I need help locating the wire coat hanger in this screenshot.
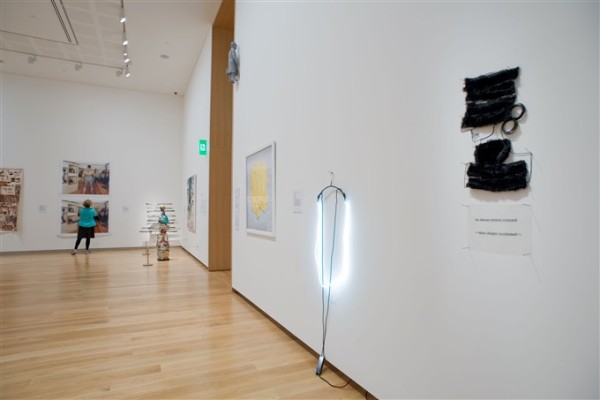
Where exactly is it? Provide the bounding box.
[317,171,346,201]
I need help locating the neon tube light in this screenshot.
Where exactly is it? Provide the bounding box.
[314,198,351,288]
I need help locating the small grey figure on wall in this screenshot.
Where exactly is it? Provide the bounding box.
[226,41,239,84]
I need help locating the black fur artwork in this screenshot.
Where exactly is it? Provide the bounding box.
[473,138,512,165]
[461,67,530,192]
[462,67,520,129]
[466,139,528,192]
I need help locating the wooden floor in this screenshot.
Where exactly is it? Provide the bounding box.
[0,248,363,399]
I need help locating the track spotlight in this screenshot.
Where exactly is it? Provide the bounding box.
[125,67,131,78]
[122,33,128,46]
[74,62,82,71]
[119,8,126,23]
[28,55,37,64]
[124,56,130,64]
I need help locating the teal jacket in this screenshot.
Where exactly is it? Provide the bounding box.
[79,206,97,228]
[159,213,169,225]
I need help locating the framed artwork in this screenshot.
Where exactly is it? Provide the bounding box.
[187,175,197,232]
[62,160,110,195]
[0,168,23,232]
[246,141,275,237]
[60,199,110,236]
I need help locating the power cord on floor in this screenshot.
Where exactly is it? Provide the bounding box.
[318,373,351,389]
[319,371,375,399]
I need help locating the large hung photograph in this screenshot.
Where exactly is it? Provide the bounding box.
[60,199,110,235]
[62,161,110,195]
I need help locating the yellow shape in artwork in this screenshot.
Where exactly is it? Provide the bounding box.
[250,161,269,219]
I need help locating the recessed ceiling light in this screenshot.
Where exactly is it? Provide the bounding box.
[160,54,169,59]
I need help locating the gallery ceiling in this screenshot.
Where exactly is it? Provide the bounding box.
[0,0,221,96]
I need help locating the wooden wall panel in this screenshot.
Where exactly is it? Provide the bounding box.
[208,1,234,271]
[214,0,235,29]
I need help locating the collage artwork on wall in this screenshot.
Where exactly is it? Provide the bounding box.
[60,160,111,236]
[0,168,24,232]
[187,175,196,233]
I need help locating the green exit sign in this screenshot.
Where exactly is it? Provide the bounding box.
[199,139,208,156]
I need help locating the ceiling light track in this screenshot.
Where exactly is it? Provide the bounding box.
[51,0,71,43]
[0,30,78,46]
[2,49,126,77]
[52,0,79,45]
[120,0,131,77]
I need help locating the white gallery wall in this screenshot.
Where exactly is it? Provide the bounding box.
[180,32,212,266]
[232,2,599,399]
[1,73,183,251]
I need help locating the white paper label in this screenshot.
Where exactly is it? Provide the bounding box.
[468,204,532,255]
[234,188,240,230]
[293,189,303,214]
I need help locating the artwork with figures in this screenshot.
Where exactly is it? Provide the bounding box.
[187,175,196,232]
[62,160,110,195]
[0,168,23,232]
[157,206,170,260]
[246,142,276,236]
[60,199,109,235]
[139,203,178,261]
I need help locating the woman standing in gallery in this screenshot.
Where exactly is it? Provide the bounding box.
[71,199,97,255]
